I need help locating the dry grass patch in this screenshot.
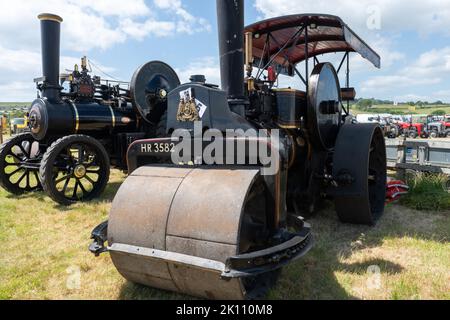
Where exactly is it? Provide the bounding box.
[0,170,449,300]
[268,203,449,300]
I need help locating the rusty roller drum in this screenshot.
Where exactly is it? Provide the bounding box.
[107,166,273,299]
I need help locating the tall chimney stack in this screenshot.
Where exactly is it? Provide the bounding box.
[216,0,245,107]
[37,13,63,102]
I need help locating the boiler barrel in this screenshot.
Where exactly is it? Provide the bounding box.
[28,99,134,140]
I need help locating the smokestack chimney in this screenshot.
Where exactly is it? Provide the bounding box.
[38,13,63,102]
[216,0,245,103]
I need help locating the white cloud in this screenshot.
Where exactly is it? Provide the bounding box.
[254,0,450,102]
[433,90,450,98]
[154,0,180,10]
[254,0,450,37]
[154,0,211,34]
[362,46,450,91]
[72,0,151,17]
[0,0,212,101]
[348,35,405,75]
[175,57,221,86]
[254,0,409,72]
[0,0,211,52]
[432,91,450,103]
[362,75,440,91]
[394,93,450,103]
[0,47,41,75]
[0,82,37,102]
[0,45,117,101]
[120,19,176,40]
[395,94,427,102]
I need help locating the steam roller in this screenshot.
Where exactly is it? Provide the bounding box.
[89,0,386,299]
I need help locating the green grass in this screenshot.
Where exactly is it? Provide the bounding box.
[268,203,449,300]
[351,104,450,115]
[0,102,30,108]
[400,173,450,211]
[0,170,449,300]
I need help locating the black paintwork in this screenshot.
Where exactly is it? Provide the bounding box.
[130,61,180,124]
[166,82,254,134]
[39,18,62,102]
[29,99,135,140]
[216,0,245,100]
[275,90,307,127]
[307,63,342,151]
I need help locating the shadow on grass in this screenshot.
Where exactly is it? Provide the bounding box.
[4,181,124,212]
[119,282,191,300]
[269,202,449,299]
[4,180,445,300]
[114,204,412,300]
[337,259,403,276]
[115,201,449,300]
[97,182,124,202]
[6,190,47,202]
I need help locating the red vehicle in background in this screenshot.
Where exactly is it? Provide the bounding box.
[443,116,450,131]
[397,121,425,138]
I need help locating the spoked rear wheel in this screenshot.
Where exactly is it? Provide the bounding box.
[39,135,110,205]
[0,133,43,194]
[333,124,387,225]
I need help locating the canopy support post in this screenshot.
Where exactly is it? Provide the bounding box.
[346,52,350,111]
[304,24,309,93]
[294,67,307,86]
[314,56,319,66]
[336,52,348,74]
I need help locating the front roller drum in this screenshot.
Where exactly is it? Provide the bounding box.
[106,166,311,299]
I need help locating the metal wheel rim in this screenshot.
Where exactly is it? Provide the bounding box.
[307,63,342,151]
[50,142,108,201]
[368,128,387,219]
[1,135,42,192]
[238,177,279,299]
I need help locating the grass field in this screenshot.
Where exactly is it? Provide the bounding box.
[400,173,450,211]
[350,104,450,115]
[0,169,448,300]
[0,102,29,108]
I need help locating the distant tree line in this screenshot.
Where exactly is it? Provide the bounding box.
[353,98,449,112]
[431,110,446,116]
[0,104,29,119]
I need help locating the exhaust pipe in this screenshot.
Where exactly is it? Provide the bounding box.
[216,0,246,114]
[37,13,63,102]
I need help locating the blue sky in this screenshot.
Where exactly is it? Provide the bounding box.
[0,0,449,102]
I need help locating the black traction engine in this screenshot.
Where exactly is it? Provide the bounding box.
[0,13,178,205]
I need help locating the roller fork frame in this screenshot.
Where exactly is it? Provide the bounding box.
[89,220,313,278]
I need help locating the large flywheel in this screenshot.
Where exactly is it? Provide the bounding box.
[130,61,180,125]
[307,63,342,151]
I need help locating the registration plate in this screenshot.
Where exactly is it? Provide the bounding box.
[139,142,176,154]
